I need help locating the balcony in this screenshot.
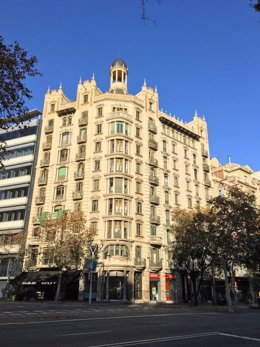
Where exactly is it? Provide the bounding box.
[150,195,160,205]
[148,139,158,150]
[204,179,211,187]
[149,157,158,167]
[78,116,88,126]
[150,235,162,246]
[148,122,157,134]
[149,175,159,185]
[77,134,87,144]
[74,171,84,180]
[134,258,146,270]
[40,159,50,167]
[35,196,45,204]
[38,176,47,185]
[150,259,163,271]
[73,191,83,200]
[203,163,210,172]
[150,215,160,225]
[76,152,86,161]
[201,148,209,158]
[32,216,40,225]
[44,124,54,134]
[42,141,52,150]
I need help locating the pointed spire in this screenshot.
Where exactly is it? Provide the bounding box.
[143,78,147,86]
[47,86,50,94]
[194,110,198,117]
[202,114,206,120]
[92,73,95,80]
[155,85,157,93]
[59,82,62,90]
[79,76,82,84]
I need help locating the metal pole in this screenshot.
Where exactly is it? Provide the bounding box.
[89,263,93,304]
[89,248,94,305]
[212,263,217,308]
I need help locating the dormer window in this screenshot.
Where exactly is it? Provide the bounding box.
[83,94,88,104]
[50,103,55,113]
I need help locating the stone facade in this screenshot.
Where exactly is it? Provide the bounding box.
[25,59,211,302]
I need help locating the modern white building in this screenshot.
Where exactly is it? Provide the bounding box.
[0,110,41,296]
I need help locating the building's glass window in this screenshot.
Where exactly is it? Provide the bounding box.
[50,103,55,112]
[136,162,141,174]
[136,144,141,156]
[94,160,100,171]
[194,168,198,180]
[150,225,156,236]
[95,142,102,152]
[164,174,168,187]
[74,202,82,212]
[93,179,100,191]
[60,132,70,145]
[104,244,129,258]
[96,124,102,134]
[97,107,103,117]
[55,185,65,200]
[83,94,88,104]
[57,167,67,181]
[136,223,142,236]
[59,149,68,162]
[136,201,142,214]
[163,140,167,152]
[174,193,179,205]
[136,181,142,194]
[92,200,99,212]
[163,157,167,169]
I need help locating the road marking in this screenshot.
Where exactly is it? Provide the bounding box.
[219,332,260,342]
[87,332,219,346]
[59,330,111,337]
[0,312,218,326]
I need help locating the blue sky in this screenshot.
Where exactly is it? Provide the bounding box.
[1,0,259,170]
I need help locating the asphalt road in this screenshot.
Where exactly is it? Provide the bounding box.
[0,302,259,346]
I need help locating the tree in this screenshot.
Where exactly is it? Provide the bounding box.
[171,187,260,311]
[0,36,40,123]
[209,187,260,312]
[250,0,260,12]
[37,211,97,303]
[171,208,213,305]
[0,232,28,298]
[0,36,40,165]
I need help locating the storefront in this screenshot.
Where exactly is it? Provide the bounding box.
[165,274,176,302]
[149,273,160,301]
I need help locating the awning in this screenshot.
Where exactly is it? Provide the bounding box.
[11,270,81,287]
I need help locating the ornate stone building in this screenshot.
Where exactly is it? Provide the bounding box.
[25,59,211,302]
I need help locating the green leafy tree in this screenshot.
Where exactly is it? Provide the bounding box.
[37,211,97,303]
[208,187,260,312]
[0,36,40,165]
[171,208,212,305]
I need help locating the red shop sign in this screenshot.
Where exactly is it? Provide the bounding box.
[166,274,175,280]
[149,273,160,279]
